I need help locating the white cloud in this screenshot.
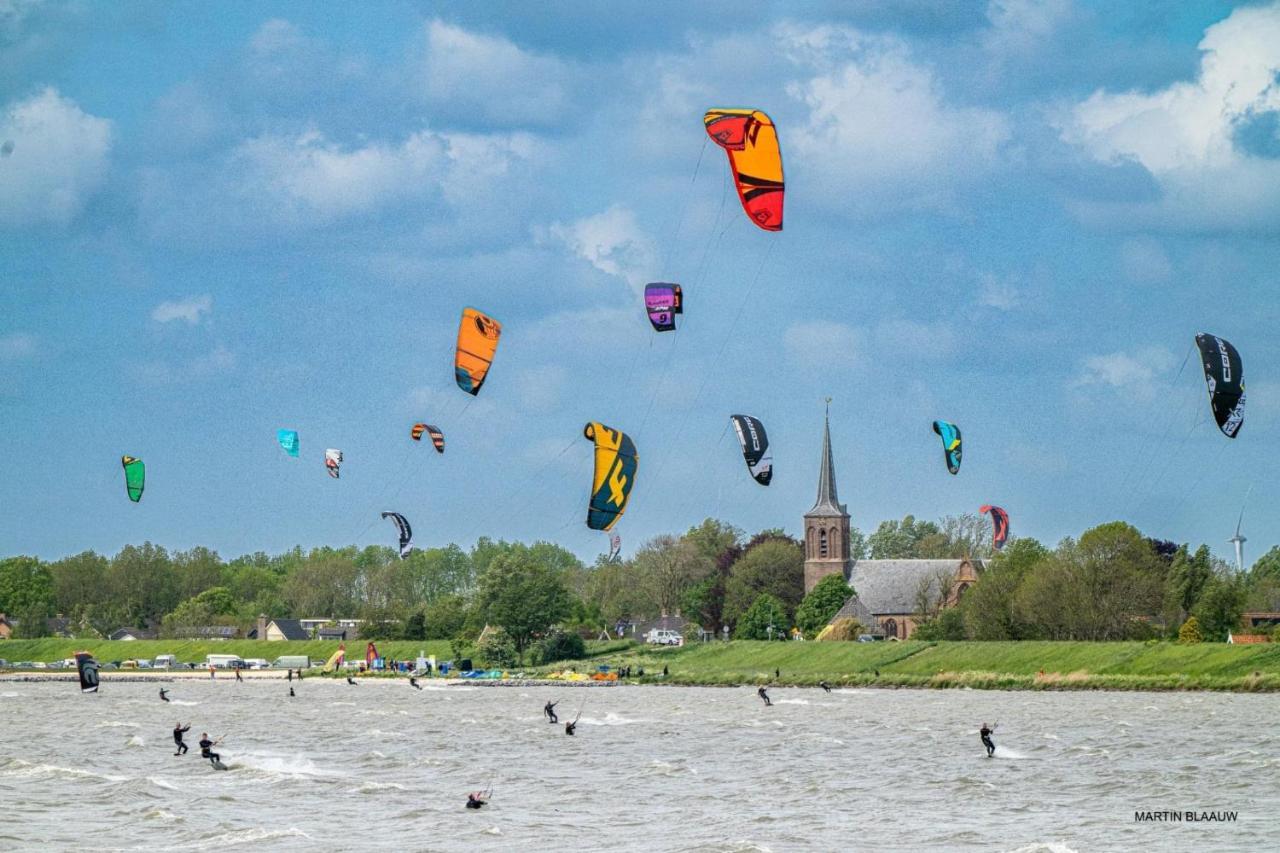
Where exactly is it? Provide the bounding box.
[782,24,1011,213]
[0,87,111,226]
[1058,3,1280,230]
[548,206,657,292]
[977,272,1020,310]
[0,331,36,360]
[151,294,213,325]
[1071,346,1174,399]
[421,21,573,127]
[784,320,861,370]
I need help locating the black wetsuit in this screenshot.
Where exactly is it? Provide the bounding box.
[159,688,170,702]
[289,687,295,697]
[980,726,996,757]
[199,738,220,764]
[545,702,558,723]
[565,721,576,736]
[410,677,422,690]
[347,677,357,685]
[173,725,189,755]
[758,687,771,707]
[466,794,487,809]
[287,669,293,682]
[819,681,832,693]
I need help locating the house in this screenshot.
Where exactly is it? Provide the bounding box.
[45,616,74,638]
[258,617,309,641]
[0,613,13,640]
[804,407,981,641]
[109,627,157,641]
[316,626,348,641]
[1241,611,1280,632]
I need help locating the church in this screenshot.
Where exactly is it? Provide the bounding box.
[803,406,979,640]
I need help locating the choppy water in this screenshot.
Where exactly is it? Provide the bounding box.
[1,681,1277,851]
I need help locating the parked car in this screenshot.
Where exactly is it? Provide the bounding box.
[31,661,48,669]
[120,660,139,670]
[646,629,683,646]
[242,658,269,670]
[0,659,8,668]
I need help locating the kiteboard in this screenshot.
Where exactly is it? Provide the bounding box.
[210,759,229,771]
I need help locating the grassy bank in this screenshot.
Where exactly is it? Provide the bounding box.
[546,640,1280,692]
[5,638,1280,691]
[0,638,452,665]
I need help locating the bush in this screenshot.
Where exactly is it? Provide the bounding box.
[1272,625,1280,643]
[913,608,967,641]
[795,573,852,637]
[1178,616,1203,645]
[735,593,789,640]
[533,630,586,665]
[817,617,862,642]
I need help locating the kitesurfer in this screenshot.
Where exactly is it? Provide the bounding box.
[565,720,576,736]
[819,681,832,693]
[757,687,771,707]
[410,676,422,690]
[980,722,997,757]
[172,723,190,755]
[198,733,222,765]
[289,687,296,697]
[466,791,489,810]
[545,701,558,723]
[159,687,170,702]
[347,676,357,685]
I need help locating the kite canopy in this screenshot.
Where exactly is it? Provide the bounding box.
[730,414,773,486]
[932,420,963,475]
[1195,333,1245,438]
[74,651,99,693]
[325,448,343,479]
[411,423,445,453]
[277,429,300,457]
[455,308,502,395]
[121,456,144,503]
[583,422,638,531]
[380,511,413,559]
[704,108,784,231]
[644,283,683,332]
[980,505,1010,551]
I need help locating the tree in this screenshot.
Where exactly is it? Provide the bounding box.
[632,535,713,617]
[49,551,108,622]
[867,515,942,559]
[1178,616,1203,644]
[848,527,867,561]
[161,586,238,637]
[1193,573,1247,642]
[723,537,804,626]
[0,556,54,617]
[281,550,359,618]
[106,543,179,627]
[172,547,224,600]
[583,557,646,625]
[476,627,518,668]
[1163,544,1212,629]
[912,607,967,640]
[1015,523,1164,640]
[961,538,1047,640]
[403,610,427,640]
[475,547,571,662]
[533,630,586,665]
[794,573,851,637]
[1250,546,1280,583]
[735,593,789,640]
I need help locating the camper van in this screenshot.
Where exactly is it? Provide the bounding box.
[272,655,310,670]
[153,654,178,669]
[204,654,246,669]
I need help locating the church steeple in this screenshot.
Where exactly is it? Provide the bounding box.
[803,399,852,593]
[809,399,845,517]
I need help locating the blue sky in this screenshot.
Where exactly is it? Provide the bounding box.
[3,1,1279,568]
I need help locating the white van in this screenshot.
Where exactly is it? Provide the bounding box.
[242,658,269,670]
[646,629,683,646]
[272,655,310,670]
[153,654,179,669]
[204,654,246,669]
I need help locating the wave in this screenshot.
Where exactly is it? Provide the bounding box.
[170,826,311,850]
[1004,844,1080,853]
[357,781,407,793]
[579,712,649,726]
[148,776,179,790]
[994,746,1030,760]
[169,699,199,706]
[0,758,128,783]
[94,721,141,729]
[228,751,341,780]
[126,735,146,747]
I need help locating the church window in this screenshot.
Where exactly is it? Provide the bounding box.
[884,618,898,639]
[819,528,828,558]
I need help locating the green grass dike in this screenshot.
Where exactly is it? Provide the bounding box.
[5,638,1280,691]
[540,640,1280,692]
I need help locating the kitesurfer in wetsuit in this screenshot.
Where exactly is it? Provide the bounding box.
[545,701,558,724]
[198,733,221,765]
[980,722,997,757]
[289,687,295,697]
[346,676,357,685]
[466,791,489,809]
[565,720,576,736]
[757,686,772,707]
[410,676,422,690]
[173,723,189,755]
[159,688,170,702]
[819,681,832,693]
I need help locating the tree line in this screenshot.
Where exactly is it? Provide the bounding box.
[2,514,1277,657]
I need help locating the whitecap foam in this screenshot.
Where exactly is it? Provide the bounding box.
[580,712,648,726]
[171,826,311,850]
[358,781,407,793]
[1,759,128,783]
[149,776,179,790]
[94,721,141,729]
[127,735,146,747]
[994,746,1029,760]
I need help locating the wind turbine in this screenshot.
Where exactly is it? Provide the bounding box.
[1228,486,1252,574]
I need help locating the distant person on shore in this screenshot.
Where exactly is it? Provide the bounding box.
[466,790,490,809]
[208,665,215,680]
[198,733,222,766]
[775,668,780,679]
[296,669,302,680]
[235,667,244,683]
[757,686,772,707]
[172,722,189,755]
[819,681,832,693]
[159,688,170,702]
[410,676,422,690]
[663,665,668,677]
[287,669,293,683]
[980,722,997,757]
[544,701,558,724]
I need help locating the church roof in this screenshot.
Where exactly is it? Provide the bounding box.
[848,559,971,615]
[807,407,847,518]
[831,594,879,627]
